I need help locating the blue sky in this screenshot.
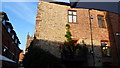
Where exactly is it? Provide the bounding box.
[1,0,69,50]
[2,2,38,50]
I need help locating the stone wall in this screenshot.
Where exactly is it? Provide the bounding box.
[34,2,70,58]
[35,2,70,42]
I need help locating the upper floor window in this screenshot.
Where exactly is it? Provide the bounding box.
[0,14,4,18]
[8,28,11,33]
[101,41,110,57]
[15,39,17,44]
[68,10,77,23]
[12,34,15,39]
[2,20,6,25]
[97,15,106,28]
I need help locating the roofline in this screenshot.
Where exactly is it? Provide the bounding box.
[75,7,120,14]
[0,12,9,21]
[49,2,70,6]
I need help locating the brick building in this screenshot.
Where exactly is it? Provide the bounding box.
[26,1,120,67]
[19,50,25,67]
[0,12,22,68]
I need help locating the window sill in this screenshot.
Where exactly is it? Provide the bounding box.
[68,22,78,24]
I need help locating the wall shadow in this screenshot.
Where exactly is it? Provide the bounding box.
[23,38,91,68]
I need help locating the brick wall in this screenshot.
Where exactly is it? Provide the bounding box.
[105,12,120,66]
[32,1,120,67]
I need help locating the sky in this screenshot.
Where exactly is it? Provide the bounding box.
[1,0,69,50]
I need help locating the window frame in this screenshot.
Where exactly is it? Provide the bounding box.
[101,41,111,57]
[68,10,77,23]
[97,15,106,28]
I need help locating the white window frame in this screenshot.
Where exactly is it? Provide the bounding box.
[68,10,77,23]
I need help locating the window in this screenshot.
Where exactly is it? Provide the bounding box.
[3,48,7,52]
[68,10,77,23]
[15,39,17,44]
[12,34,14,39]
[101,41,110,57]
[2,20,6,25]
[0,14,4,18]
[12,53,15,56]
[97,15,106,28]
[8,28,11,33]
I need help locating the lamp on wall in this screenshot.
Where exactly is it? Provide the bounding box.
[90,15,93,19]
[115,33,120,36]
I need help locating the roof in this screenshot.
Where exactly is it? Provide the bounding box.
[11,30,21,44]
[70,2,120,14]
[0,12,9,21]
[1,12,21,44]
[5,22,13,29]
[50,2,70,6]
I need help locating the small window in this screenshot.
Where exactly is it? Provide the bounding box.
[12,34,14,39]
[15,39,17,44]
[68,10,77,23]
[97,15,106,28]
[101,41,110,57]
[2,20,6,25]
[3,48,7,52]
[8,28,11,33]
[12,53,15,56]
[0,14,4,18]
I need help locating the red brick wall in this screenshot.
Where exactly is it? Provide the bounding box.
[2,25,21,62]
[68,8,120,66]
[106,12,120,66]
[69,9,110,44]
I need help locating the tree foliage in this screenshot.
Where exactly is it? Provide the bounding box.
[65,24,72,42]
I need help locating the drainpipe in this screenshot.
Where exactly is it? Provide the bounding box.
[88,9,95,68]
